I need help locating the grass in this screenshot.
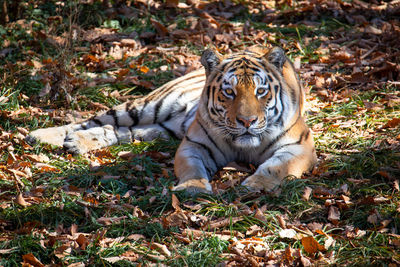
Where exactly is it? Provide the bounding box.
[168,237,230,266]
[0,0,399,266]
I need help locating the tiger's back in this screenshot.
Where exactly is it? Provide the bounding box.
[28,46,316,194]
[28,69,205,154]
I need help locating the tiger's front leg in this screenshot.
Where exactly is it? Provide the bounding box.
[173,139,214,194]
[173,130,228,194]
[242,143,317,192]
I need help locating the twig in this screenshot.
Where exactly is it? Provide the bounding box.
[360,44,378,60]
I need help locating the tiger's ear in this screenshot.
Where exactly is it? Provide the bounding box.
[201,49,223,76]
[266,47,286,70]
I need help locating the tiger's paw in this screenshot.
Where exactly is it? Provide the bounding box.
[26,126,69,147]
[241,174,281,192]
[172,178,213,195]
[63,125,118,154]
[63,131,92,155]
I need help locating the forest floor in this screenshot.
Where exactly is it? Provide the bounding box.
[0,0,400,266]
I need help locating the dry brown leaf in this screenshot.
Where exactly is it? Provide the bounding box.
[171,193,181,211]
[246,225,263,236]
[254,208,267,222]
[277,214,287,229]
[22,253,45,267]
[16,193,30,207]
[121,250,139,261]
[382,118,400,129]
[207,217,243,230]
[0,248,17,254]
[70,224,78,235]
[35,163,59,173]
[283,246,294,263]
[76,234,89,250]
[164,210,188,228]
[301,236,326,254]
[367,213,379,225]
[151,19,168,37]
[328,206,340,224]
[302,186,312,201]
[394,180,399,192]
[25,154,50,163]
[279,229,297,239]
[138,65,149,73]
[103,256,125,263]
[97,216,127,225]
[126,234,145,241]
[151,243,171,257]
[165,0,179,7]
[118,151,135,160]
[67,262,85,267]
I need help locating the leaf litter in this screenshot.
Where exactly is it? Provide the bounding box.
[1,0,400,266]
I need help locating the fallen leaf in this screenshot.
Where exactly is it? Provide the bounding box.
[302,186,312,201]
[151,243,171,257]
[394,180,399,191]
[15,193,30,207]
[0,248,17,254]
[328,206,340,224]
[165,0,179,7]
[22,253,45,267]
[246,225,263,236]
[76,234,89,250]
[25,154,50,163]
[171,193,181,211]
[151,19,168,37]
[206,217,243,230]
[301,236,326,254]
[103,256,124,263]
[279,229,297,239]
[382,118,400,129]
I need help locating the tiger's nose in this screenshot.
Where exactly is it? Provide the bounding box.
[236,115,258,128]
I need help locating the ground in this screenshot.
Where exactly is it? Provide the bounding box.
[0,0,400,266]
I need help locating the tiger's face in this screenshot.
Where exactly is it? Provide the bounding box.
[201,47,288,148]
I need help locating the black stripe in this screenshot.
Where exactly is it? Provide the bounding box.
[185,135,218,170]
[304,129,310,141]
[165,104,186,122]
[268,129,309,157]
[107,109,120,127]
[276,83,285,126]
[220,61,231,72]
[206,85,211,101]
[153,98,164,124]
[181,105,197,134]
[198,120,226,162]
[138,99,150,123]
[128,107,139,126]
[146,72,205,101]
[259,113,301,156]
[217,96,225,102]
[227,67,237,73]
[210,107,217,116]
[159,122,179,139]
[259,61,270,71]
[185,154,213,179]
[249,67,260,72]
[241,57,250,64]
[93,118,103,126]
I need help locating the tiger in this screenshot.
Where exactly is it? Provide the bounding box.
[27,46,317,194]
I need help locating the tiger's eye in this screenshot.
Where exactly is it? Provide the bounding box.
[257,88,266,95]
[225,88,234,96]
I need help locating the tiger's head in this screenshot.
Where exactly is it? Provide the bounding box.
[200,46,302,148]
